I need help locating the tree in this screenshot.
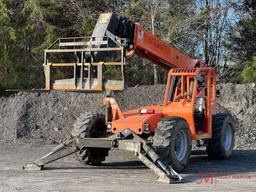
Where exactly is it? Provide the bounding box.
[241,57,256,82]
[0,0,16,88]
[0,0,253,93]
[225,0,256,83]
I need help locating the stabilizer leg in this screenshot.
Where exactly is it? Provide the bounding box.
[116,129,183,183]
[141,142,183,183]
[23,139,78,170]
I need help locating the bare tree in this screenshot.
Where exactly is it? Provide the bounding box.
[151,0,158,84]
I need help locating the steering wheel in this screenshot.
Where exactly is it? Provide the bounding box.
[174,94,192,102]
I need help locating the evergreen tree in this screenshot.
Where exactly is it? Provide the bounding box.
[225,0,256,82]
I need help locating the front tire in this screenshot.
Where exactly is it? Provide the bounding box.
[207,113,235,159]
[153,117,192,172]
[71,112,110,165]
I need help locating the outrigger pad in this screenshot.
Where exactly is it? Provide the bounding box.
[157,175,182,184]
[22,163,43,171]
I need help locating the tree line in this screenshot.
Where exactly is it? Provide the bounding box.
[0,0,255,94]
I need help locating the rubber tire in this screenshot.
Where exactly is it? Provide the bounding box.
[207,113,235,159]
[153,117,192,172]
[71,112,109,165]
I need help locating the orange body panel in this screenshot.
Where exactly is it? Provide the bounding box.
[112,110,162,134]
[104,68,216,141]
[161,68,216,140]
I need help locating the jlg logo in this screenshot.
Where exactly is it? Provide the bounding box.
[138,30,144,39]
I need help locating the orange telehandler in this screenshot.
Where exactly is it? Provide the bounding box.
[23,13,235,183]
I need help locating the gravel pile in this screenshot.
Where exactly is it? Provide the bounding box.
[0,84,255,148]
[217,83,256,148]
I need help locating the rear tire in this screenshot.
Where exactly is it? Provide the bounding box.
[207,113,235,159]
[153,117,192,172]
[71,112,109,165]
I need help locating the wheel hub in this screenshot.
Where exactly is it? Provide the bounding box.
[175,130,188,161]
[224,124,232,150]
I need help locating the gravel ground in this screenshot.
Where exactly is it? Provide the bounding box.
[0,144,255,192]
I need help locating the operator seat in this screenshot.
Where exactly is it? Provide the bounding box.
[194,72,206,132]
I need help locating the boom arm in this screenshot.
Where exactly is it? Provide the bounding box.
[105,13,205,69]
[131,24,204,69]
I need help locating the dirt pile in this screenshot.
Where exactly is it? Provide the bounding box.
[0,84,255,148]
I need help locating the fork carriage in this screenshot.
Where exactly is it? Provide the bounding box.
[43,35,125,91]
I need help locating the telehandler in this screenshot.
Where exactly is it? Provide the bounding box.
[23,13,235,183]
